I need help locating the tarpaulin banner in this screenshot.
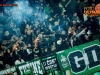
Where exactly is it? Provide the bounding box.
[56,40,100,75]
[0,40,100,75]
[0,67,17,75]
[16,58,44,75]
[41,55,61,75]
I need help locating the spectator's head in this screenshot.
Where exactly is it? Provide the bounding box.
[19,36,23,41]
[87,30,92,35]
[26,24,30,29]
[0,44,5,50]
[90,17,95,22]
[84,0,88,2]
[11,35,18,42]
[7,49,11,54]
[51,45,56,51]
[40,0,43,2]
[98,16,100,20]
[62,0,66,2]
[45,36,49,41]
[52,42,56,45]
[73,13,77,17]
[59,3,63,8]
[57,38,62,45]
[26,29,32,35]
[49,17,53,21]
[72,19,77,25]
[73,37,77,42]
[4,31,9,36]
[46,4,49,7]
[65,38,68,41]
[0,51,4,56]
[61,31,66,35]
[78,25,81,29]
[65,21,69,25]
[54,21,59,25]
[44,47,48,52]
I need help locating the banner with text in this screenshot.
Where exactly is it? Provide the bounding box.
[42,55,61,75]
[57,40,100,75]
[16,59,44,75]
[0,67,17,75]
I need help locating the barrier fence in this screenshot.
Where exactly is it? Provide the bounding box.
[0,40,100,75]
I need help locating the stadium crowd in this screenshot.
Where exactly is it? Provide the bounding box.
[0,0,100,70]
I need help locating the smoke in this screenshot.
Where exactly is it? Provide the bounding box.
[3,0,48,27]
[0,0,49,43]
[3,0,32,26]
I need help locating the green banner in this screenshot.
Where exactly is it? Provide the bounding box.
[56,51,70,71]
[1,40,100,75]
[57,40,100,75]
[0,67,17,75]
[16,58,44,75]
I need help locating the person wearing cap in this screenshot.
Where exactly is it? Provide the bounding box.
[87,30,93,42]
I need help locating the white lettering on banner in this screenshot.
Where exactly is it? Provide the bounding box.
[68,44,100,74]
[32,62,38,74]
[37,60,43,74]
[74,56,81,68]
[47,58,56,65]
[18,60,43,75]
[19,66,23,75]
[83,45,100,69]
[83,53,89,65]
[92,50,98,62]
[0,67,16,75]
[43,62,46,66]
[74,53,89,68]
[45,64,57,70]
[43,58,57,70]
[23,65,26,73]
